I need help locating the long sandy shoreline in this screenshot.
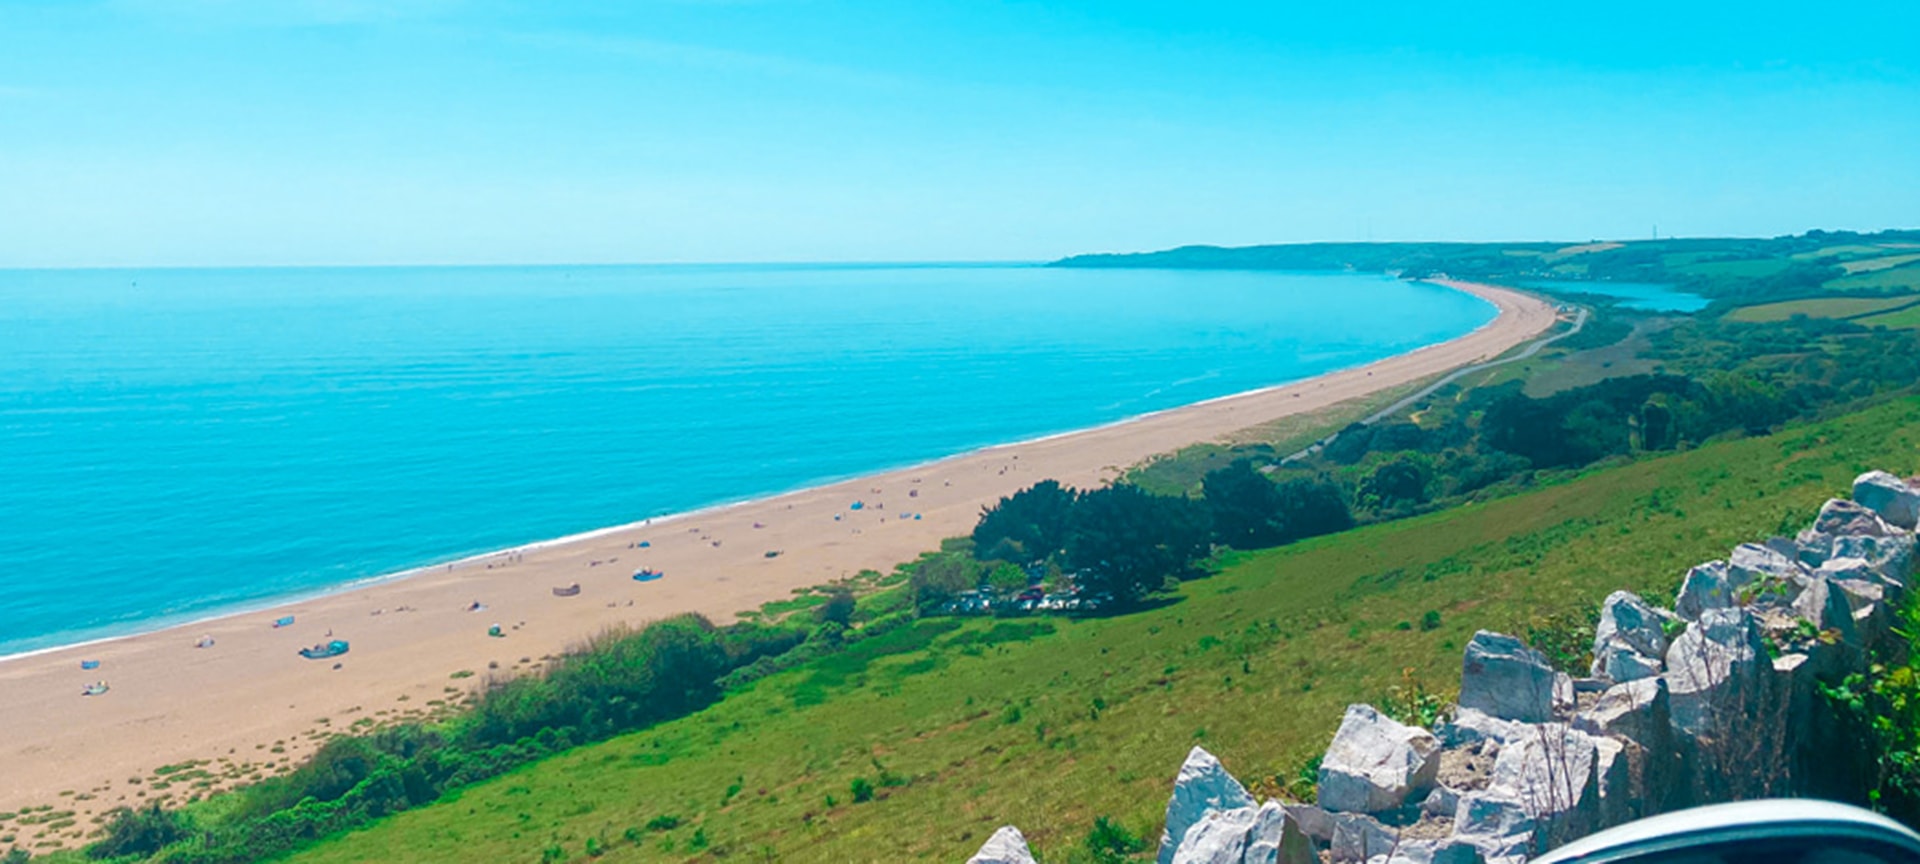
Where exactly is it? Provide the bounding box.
[0,279,1558,834]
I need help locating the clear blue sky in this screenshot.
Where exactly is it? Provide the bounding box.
[2,1,1916,267]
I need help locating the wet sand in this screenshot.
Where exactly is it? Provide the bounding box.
[0,279,1557,831]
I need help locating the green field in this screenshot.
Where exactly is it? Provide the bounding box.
[279,398,1920,864]
[1858,305,1920,330]
[1726,294,1920,323]
[1828,265,1920,294]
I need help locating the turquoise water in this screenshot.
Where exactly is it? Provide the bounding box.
[0,265,1493,657]
[1519,280,1709,312]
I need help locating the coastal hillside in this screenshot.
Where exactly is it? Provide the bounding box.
[267,398,1920,862]
[1053,230,1920,308]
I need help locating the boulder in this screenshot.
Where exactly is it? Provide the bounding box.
[1365,838,1487,864]
[1590,591,1672,682]
[1438,708,1528,749]
[1573,677,1670,748]
[1674,561,1742,621]
[1319,704,1443,813]
[1449,792,1536,864]
[1329,812,1399,863]
[1590,736,1632,830]
[1664,608,1770,737]
[1171,801,1314,864]
[1485,723,1604,842]
[1421,786,1462,819]
[968,826,1037,864]
[1829,533,1915,589]
[1806,498,1900,539]
[1459,632,1558,723]
[1159,747,1257,864]
[1285,803,1335,846]
[1572,677,1677,817]
[1854,471,1920,530]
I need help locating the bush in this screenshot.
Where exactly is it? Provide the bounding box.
[89,805,190,860]
[1084,815,1147,863]
[849,777,875,803]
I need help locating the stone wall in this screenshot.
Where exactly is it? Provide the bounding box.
[965,471,1920,864]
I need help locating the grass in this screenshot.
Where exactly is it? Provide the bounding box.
[1840,253,1920,275]
[1725,294,1920,323]
[1827,265,1920,294]
[275,397,1920,864]
[1857,305,1920,330]
[1123,376,1437,496]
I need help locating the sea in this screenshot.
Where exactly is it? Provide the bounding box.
[0,264,1495,658]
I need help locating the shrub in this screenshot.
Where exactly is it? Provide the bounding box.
[89,805,190,860]
[1084,815,1147,863]
[849,777,875,803]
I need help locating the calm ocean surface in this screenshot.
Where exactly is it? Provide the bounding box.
[0,264,1494,657]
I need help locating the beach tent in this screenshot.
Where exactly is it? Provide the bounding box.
[298,640,350,660]
[82,682,109,696]
[488,624,505,638]
[273,615,295,628]
[80,659,100,670]
[850,501,864,510]
[633,569,664,582]
[638,540,651,548]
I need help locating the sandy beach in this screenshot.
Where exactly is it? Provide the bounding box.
[0,279,1557,833]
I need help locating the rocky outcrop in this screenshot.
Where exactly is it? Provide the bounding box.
[1159,747,1257,864]
[964,471,1918,863]
[1459,632,1559,723]
[1589,591,1672,682]
[1856,471,1920,530]
[967,826,1037,864]
[1318,704,1442,813]
[1170,801,1313,864]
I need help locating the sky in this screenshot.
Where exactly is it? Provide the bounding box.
[1,1,1916,267]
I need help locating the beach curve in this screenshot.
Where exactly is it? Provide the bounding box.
[0,279,1559,829]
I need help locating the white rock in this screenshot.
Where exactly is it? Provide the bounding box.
[1459,631,1558,723]
[1172,801,1313,864]
[1451,792,1537,864]
[1664,607,1770,736]
[1329,812,1399,863]
[1807,498,1901,538]
[1485,723,1603,841]
[1572,677,1670,748]
[1159,746,1256,864]
[1318,704,1442,813]
[968,826,1037,864]
[1674,560,1744,621]
[1438,707,1530,748]
[1365,839,1486,864]
[1590,591,1672,682]
[1854,471,1920,530]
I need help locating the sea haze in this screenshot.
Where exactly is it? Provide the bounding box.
[0,264,1494,656]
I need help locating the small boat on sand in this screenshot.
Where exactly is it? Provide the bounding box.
[299,640,350,660]
[552,583,581,597]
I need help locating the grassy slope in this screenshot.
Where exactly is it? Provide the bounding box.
[282,398,1920,864]
[1726,295,1920,323]
[1857,305,1920,330]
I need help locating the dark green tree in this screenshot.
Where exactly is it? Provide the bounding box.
[816,588,856,626]
[907,553,977,613]
[1271,476,1354,542]
[1358,455,1432,512]
[972,479,1079,564]
[1065,485,1211,608]
[1202,459,1286,549]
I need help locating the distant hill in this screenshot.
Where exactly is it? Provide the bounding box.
[1052,230,1920,306]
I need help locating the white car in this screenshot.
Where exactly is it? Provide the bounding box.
[1533,799,1920,864]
